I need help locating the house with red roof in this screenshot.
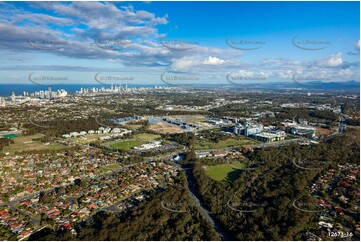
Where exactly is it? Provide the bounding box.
[20,201,29,206]
[19,229,32,238]
[61,223,72,230]
[0,210,9,216]
[89,203,97,209]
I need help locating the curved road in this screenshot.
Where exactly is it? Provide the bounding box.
[183,168,233,241]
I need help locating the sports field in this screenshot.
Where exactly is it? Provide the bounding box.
[108,133,160,151]
[99,163,121,173]
[3,134,65,155]
[72,133,114,144]
[205,162,245,181]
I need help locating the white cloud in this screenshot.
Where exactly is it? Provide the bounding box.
[203,56,225,65]
[338,69,353,76]
[235,70,270,78]
[14,13,73,26]
[170,56,200,71]
[277,70,293,78]
[0,2,359,84]
[316,52,342,67]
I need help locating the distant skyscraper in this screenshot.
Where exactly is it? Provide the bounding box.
[48,87,52,99]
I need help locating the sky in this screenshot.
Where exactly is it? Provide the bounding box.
[0,1,359,86]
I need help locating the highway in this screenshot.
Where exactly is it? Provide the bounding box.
[195,136,309,155]
[182,167,233,241]
[338,115,347,133]
[329,114,347,137]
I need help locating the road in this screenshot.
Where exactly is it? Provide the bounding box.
[9,203,40,225]
[329,114,347,137]
[3,145,177,214]
[338,115,347,133]
[195,137,309,155]
[4,160,147,226]
[2,123,343,239]
[101,202,124,214]
[182,167,233,241]
[19,225,48,241]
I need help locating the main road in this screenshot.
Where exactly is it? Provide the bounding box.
[181,166,234,241]
[195,136,309,155]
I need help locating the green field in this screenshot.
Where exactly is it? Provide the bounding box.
[205,162,245,181]
[194,137,257,150]
[72,133,113,144]
[110,140,146,150]
[99,163,121,173]
[108,133,160,151]
[3,134,66,155]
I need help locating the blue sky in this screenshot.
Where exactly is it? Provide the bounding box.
[0,1,359,86]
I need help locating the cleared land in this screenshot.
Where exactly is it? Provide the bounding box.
[132,133,160,140]
[124,124,143,130]
[3,134,65,155]
[147,122,183,134]
[194,137,257,150]
[205,162,245,181]
[316,127,332,135]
